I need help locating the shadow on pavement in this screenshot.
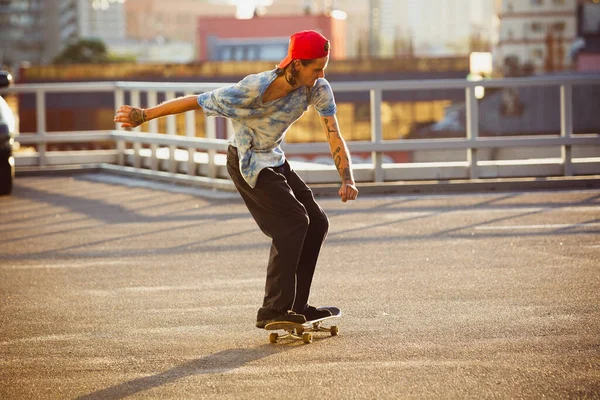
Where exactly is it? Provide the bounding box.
[5,180,600,261]
[75,346,282,400]
[327,192,600,240]
[10,183,247,225]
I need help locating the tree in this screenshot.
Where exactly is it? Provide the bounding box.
[52,39,127,64]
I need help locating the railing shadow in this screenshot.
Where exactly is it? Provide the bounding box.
[326,192,600,241]
[75,345,282,400]
[8,183,246,225]
[3,180,599,261]
[0,181,259,255]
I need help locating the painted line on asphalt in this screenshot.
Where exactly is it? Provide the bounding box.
[0,334,86,346]
[85,279,263,295]
[381,207,600,220]
[144,305,256,313]
[475,223,600,231]
[0,260,131,270]
[223,359,499,376]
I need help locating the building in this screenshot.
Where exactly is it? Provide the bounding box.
[262,0,369,58]
[368,0,406,58]
[77,0,126,43]
[265,0,496,58]
[0,0,79,67]
[0,0,127,68]
[0,0,192,66]
[124,0,236,43]
[195,14,346,62]
[493,0,578,75]
[574,0,600,72]
[369,0,495,57]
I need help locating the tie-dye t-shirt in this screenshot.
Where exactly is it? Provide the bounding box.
[196,69,337,188]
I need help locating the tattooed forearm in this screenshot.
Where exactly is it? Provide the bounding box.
[336,156,349,175]
[333,146,342,169]
[329,120,339,133]
[322,115,355,184]
[323,117,340,140]
[342,167,352,183]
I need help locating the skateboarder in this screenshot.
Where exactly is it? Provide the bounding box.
[114,30,358,328]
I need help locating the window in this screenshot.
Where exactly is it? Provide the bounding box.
[531,0,543,5]
[246,46,258,61]
[259,44,287,61]
[504,55,520,68]
[553,22,566,32]
[212,38,288,61]
[531,22,544,32]
[219,47,232,61]
[232,47,244,61]
[531,48,544,59]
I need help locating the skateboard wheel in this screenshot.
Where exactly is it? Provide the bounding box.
[269,332,278,344]
[302,332,313,344]
[330,325,339,336]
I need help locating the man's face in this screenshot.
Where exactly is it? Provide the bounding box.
[295,55,329,87]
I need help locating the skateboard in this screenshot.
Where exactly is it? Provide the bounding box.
[264,306,342,344]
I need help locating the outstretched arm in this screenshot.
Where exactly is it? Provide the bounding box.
[114,95,201,128]
[320,114,359,202]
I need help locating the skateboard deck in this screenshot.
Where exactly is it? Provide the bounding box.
[264,306,342,344]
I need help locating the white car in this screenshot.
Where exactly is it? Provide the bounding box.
[0,70,17,195]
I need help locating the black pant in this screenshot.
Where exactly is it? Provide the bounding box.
[226,145,329,312]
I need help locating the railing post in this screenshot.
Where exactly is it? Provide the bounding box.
[560,83,573,176]
[35,90,47,166]
[370,88,384,183]
[147,90,159,171]
[114,88,125,166]
[130,90,142,169]
[185,91,197,176]
[465,86,479,179]
[205,116,217,178]
[166,91,177,173]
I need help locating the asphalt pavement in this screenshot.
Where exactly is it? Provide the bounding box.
[1,173,599,399]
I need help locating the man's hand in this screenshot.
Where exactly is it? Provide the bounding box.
[339,182,358,202]
[114,95,200,129]
[114,105,146,128]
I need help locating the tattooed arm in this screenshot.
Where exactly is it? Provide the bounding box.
[114,95,200,128]
[321,115,358,202]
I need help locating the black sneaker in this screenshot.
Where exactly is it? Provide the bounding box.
[255,308,306,329]
[297,305,332,322]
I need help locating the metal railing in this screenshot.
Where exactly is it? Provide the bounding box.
[3,74,600,190]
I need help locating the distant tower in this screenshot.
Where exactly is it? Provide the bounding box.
[0,0,80,66]
[77,0,126,44]
[0,0,127,67]
[369,0,382,58]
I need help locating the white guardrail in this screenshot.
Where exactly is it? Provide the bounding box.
[2,75,600,191]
